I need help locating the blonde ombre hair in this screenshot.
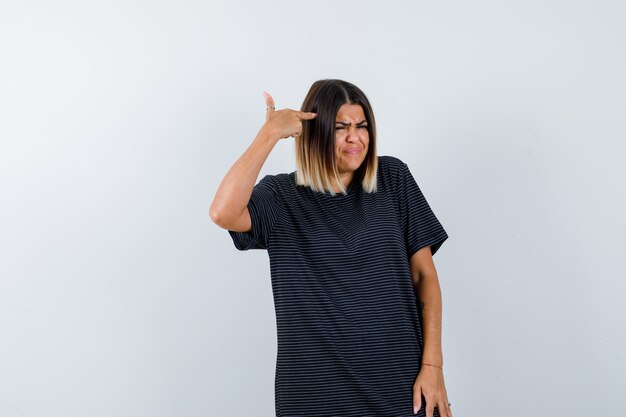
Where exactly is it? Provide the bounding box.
[295,79,378,196]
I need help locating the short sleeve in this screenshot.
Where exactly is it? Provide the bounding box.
[227,174,281,251]
[398,162,449,258]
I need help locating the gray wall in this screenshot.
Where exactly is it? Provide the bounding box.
[1,0,624,416]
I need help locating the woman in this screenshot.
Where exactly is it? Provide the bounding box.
[210,79,452,417]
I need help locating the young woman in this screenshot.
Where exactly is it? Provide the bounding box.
[210,79,452,417]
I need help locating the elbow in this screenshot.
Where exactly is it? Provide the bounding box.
[209,209,219,225]
[209,203,225,227]
[209,198,246,229]
[209,203,238,229]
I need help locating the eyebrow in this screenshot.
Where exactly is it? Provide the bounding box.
[335,120,368,125]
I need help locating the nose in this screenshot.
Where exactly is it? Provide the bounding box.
[346,125,359,142]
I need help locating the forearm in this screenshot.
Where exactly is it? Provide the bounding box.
[209,127,279,225]
[414,272,443,367]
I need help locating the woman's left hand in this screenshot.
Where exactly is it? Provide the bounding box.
[412,365,452,417]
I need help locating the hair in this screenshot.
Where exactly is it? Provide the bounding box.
[295,79,378,195]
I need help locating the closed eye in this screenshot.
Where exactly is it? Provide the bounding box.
[335,125,368,130]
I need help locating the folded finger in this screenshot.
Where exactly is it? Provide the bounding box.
[426,403,435,417]
[439,401,451,417]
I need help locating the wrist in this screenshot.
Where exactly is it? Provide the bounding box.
[422,352,443,366]
[421,362,444,371]
[421,353,443,369]
[257,125,280,144]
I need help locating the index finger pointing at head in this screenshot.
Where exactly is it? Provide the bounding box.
[297,111,317,119]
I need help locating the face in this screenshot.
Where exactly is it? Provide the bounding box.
[334,103,369,175]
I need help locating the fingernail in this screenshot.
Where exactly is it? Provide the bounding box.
[413,405,418,414]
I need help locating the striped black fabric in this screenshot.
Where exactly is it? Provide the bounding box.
[228,155,448,417]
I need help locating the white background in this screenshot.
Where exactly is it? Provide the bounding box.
[1,1,625,416]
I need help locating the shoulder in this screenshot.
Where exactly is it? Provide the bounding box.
[375,155,412,199]
[253,172,294,198]
[256,171,291,185]
[377,154,409,181]
[378,154,408,169]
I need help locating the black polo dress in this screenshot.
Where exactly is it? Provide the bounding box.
[228,155,449,417]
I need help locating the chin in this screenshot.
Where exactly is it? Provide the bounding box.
[338,152,366,171]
